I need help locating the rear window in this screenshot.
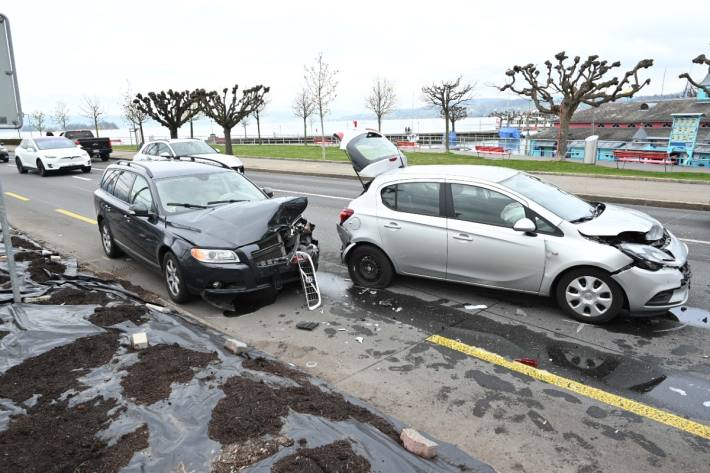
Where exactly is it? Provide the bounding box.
[64,130,94,139]
[381,182,440,217]
[346,132,404,171]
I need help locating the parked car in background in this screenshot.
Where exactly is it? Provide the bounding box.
[335,130,690,323]
[15,137,92,176]
[133,139,245,173]
[0,142,9,162]
[60,130,112,161]
[93,160,317,304]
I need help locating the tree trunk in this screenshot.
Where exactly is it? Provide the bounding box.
[256,111,262,145]
[319,110,325,160]
[190,119,194,139]
[303,117,308,145]
[377,115,382,132]
[444,110,450,152]
[169,127,178,139]
[556,106,573,161]
[224,127,233,155]
[94,118,100,137]
[451,119,456,133]
[139,122,145,147]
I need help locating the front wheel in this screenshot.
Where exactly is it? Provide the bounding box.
[163,252,191,303]
[81,166,91,173]
[101,154,109,162]
[555,268,624,323]
[16,157,27,174]
[36,159,47,177]
[99,220,122,258]
[347,245,394,288]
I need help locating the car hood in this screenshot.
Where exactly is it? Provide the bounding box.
[39,147,85,158]
[576,204,662,237]
[166,196,307,247]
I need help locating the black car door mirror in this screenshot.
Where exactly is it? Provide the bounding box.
[129,202,151,217]
[261,187,274,198]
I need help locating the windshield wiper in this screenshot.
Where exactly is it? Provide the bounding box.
[207,199,246,205]
[166,202,207,209]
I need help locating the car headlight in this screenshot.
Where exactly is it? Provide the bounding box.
[190,248,240,263]
[619,243,675,271]
[45,155,57,160]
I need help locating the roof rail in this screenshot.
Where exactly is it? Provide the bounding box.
[115,160,154,178]
[170,155,231,170]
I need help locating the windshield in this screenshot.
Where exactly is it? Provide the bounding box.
[35,137,78,150]
[170,141,217,156]
[502,173,594,221]
[63,130,93,139]
[155,171,265,213]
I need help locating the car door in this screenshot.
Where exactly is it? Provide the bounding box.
[445,182,546,292]
[21,139,38,167]
[376,180,447,278]
[105,171,136,251]
[124,175,161,267]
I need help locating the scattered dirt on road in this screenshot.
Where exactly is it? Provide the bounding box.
[37,287,112,305]
[0,330,8,340]
[90,304,149,327]
[212,435,294,473]
[121,343,218,405]
[0,331,119,404]
[12,251,38,262]
[271,440,371,473]
[91,270,162,304]
[25,253,66,283]
[10,235,40,250]
[243,356,308,382]
[0,397,148,473]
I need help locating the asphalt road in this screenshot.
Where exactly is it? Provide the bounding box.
[1,160,709,473]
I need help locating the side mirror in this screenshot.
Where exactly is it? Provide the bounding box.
[27,147,36,153]
[129,203,151,217]
[513,218,536,233]
[261,187,274,198]
[159,152,171,158]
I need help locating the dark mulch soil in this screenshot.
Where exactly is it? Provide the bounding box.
[0,397,149,473]
[11,235,40,250]
[121,343,218,405]
[271,440,371,473]
[243,356,308,382]
[12,251,39,262]
[20,253,66,283]
[213,435,293,473]
[0,272,9,285]
[0,332,119,404]
[92,271,162,304]
[89,304,149,327]
[37,287,112,305]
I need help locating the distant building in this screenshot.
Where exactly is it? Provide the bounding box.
[529,77,710,166]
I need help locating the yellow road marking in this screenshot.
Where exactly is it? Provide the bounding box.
[55,209,97,225]
[4,192,29,201]
[427,334,710,440]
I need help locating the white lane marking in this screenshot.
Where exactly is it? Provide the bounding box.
[680,238,710,246]
[72,176,92,181]
[271,188,350,201]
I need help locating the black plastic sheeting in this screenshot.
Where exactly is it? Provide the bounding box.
[0,236,495,472]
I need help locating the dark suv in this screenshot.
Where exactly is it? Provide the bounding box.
[94,160,318,304]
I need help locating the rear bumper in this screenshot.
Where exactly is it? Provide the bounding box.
[612,263,690,314]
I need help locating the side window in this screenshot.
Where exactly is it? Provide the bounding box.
[101,170,119,192]
[380,182,440,217]
[129,175,154,209]
[156,143,171,156]
[451,184,525,228]
[143,144,156,155]
[113,171,136,202]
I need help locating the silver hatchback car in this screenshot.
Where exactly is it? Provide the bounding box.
[335,130,690,323]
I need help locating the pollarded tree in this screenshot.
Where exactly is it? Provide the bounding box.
[293,88,315,144]
[679,54,710,97]
[122,84,149,147]
[253,98,269,145]
[197,85,269,155]
[134,89,200,139]
[500,52,654,159]
[422,77,474,152]
[365,78,397,132]
[446,105,467,133]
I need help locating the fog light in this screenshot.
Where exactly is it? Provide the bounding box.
[211,281,223,288]
[47,163,54,169]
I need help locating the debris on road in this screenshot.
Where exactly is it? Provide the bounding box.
[401,428,438,459]
[515,358,539,368]
[296,321,320,331]
[130,332,149,350]
[515,308,527,317]
[296,250,322,310]
[224,338,249,355]
[465,304,487,310]
[355,336,364,344]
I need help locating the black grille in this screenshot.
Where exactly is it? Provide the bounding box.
[252,233,286,266]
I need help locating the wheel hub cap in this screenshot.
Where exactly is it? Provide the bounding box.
[565,276,612,318]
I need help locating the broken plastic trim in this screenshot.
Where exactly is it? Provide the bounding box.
[296,251,321,310]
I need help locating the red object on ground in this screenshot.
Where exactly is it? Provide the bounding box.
[396,141,417,148]
[475,145,511,157]
[515,358,539,368]
[613,149,673,165]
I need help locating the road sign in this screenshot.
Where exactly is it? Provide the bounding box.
[0,13,22,129]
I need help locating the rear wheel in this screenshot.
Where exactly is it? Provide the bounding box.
[555,268,624,323]
[163,252,191,303]
[36,159,47,177]
[15,157,27,174]
[99,220,122,258]
[347,245,394,288]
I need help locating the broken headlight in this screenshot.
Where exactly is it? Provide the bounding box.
[619,243,674,271]
[190,248,240,264]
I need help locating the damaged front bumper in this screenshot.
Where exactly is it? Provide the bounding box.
[613,263,690,314]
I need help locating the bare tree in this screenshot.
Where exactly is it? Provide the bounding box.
[52,102,70,131]
[121,84,148,147]
[81,97,105,137]
[500,52,654,159]
[422,77,474,152]
[240,117,250,139]
[134,89,200,139]
[197,85,269,155]
[305,53,338,159]
[29,111,46,135]
[253,98,269,145]
[365,78,397,132]
[293,88,316,144]
[443,105,467,133]
[679,54,710,97]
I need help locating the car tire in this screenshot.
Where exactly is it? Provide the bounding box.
[555,268,624,323]
[36,159,47,177]
[99,220,122,258]
[347,245,394,288]
[163,252,191,303]
[15,157,27,174]
[101,154,109,162]
[81,166,91,173]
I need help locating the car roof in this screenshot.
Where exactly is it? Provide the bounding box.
[378,165,520,183]
[110,160,230,179]
[33,136,71,141]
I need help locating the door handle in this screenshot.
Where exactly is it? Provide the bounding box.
[383,222,401,230]
[453,233,473,242]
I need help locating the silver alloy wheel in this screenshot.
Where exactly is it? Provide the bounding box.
[165,258,180,296]
[101,225,112,254]
[565,276,612,318]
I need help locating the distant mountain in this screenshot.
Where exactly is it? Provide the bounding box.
[335,97,535,120]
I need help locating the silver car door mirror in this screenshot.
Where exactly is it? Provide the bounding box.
[513,218,536,233]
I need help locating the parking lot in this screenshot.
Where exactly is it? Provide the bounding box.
[1,160,709,472]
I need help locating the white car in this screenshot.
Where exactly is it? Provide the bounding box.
[133,139,245,173]
[15,137,92,176]
[335,130,690,323]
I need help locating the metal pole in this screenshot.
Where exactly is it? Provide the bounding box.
[0,180,21,303]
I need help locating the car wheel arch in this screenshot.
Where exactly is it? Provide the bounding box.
[551,265,629,310]
[344,241,396,272]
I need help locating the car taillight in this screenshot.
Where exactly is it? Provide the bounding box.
[339,208,354,224]
[388,156,397,162]
[75,140,81,145]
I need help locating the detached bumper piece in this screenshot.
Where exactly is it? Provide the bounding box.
[295,251,321,310]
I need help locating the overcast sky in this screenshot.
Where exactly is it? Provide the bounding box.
[4,0,709,118]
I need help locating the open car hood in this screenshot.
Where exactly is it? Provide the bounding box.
[577,204,662,237]
[167,196,308,248]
